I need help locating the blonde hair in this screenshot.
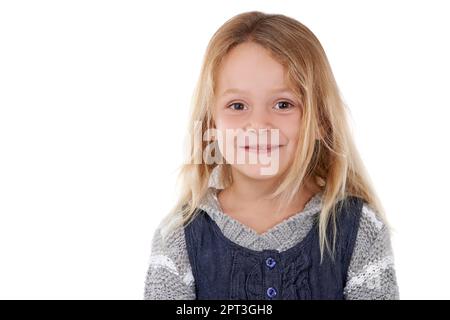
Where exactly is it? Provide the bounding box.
[160,11,387,259]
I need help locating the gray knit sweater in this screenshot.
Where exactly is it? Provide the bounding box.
[144,170,399,300]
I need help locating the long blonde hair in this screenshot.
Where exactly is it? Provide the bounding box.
[160,11,387,259]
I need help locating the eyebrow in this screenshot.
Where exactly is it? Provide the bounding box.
[220,87,294,96]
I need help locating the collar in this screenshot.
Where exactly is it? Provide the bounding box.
[197,166,324,252]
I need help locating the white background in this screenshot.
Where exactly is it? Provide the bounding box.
[0,0,449,299]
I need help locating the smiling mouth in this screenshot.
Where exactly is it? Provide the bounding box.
[240,145,284,153]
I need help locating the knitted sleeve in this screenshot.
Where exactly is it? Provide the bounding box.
[143,220,196,300]
[343,203,400,300]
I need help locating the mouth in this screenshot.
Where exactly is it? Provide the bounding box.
[240,145,284,153]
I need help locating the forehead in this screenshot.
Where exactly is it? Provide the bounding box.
[216,42,291,96]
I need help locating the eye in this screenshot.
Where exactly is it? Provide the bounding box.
[274,101,294,110]
[227,102,247,111]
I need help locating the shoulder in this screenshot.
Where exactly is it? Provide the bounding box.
[339,196,387,243]
[356,201,389,247]
[344,201,399,299]
[144,212,195,299]
[149,212,191,274]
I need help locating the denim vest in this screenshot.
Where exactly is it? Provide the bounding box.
[184,196,363,300]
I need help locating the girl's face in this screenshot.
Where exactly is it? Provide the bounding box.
[213,41,302,180]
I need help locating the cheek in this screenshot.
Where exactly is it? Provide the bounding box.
[271,113,300,142]
[282,116,301,141]
[286,128,300,145]
[214,114,241,131]
[212,125,238,161]
[276,118,300,158]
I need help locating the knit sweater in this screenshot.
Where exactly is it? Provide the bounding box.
[144,169,399,300]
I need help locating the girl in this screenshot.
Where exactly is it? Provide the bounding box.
[144,11,399,300]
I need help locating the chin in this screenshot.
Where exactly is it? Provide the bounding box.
[233,163,286,180]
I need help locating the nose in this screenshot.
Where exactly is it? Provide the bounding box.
[241,107,277,145]
[243,106,274,132]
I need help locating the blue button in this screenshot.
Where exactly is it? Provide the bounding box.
[266,287,277,299]
[265,257,276,269]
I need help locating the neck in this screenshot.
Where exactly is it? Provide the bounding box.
[227,167,282,202]
[225,167,318,211]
